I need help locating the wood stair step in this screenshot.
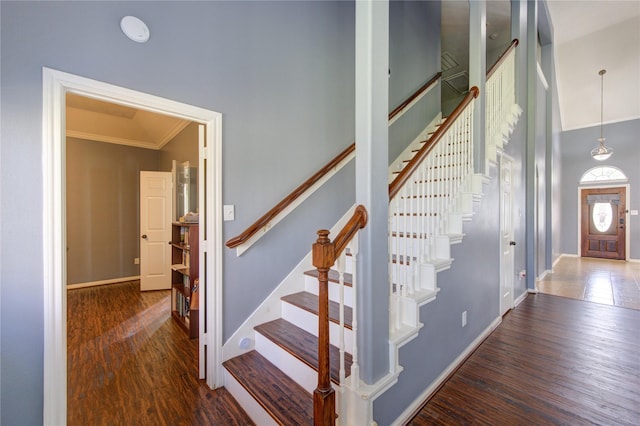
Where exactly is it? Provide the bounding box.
[223,350,313,425]
[254,318,352,385]
[281,291,352,330]
[304,269,352,287]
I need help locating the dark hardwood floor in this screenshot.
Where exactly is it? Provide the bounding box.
[409,293,640,425]
[67,280,253,426]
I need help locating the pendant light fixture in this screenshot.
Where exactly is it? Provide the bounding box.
[591,69,613,161]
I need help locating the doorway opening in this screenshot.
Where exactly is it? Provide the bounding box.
[43,68,223,425]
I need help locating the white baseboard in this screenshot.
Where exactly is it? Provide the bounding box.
[514,290,528,307]
[391,316,502,425]
[67,275,140,290]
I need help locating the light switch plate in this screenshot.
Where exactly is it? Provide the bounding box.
[223,205,235,221]
[631,210,638,216]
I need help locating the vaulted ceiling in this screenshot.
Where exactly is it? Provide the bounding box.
[546,0,640,131]
[442,0,640,132]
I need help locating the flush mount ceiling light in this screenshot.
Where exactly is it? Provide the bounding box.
[591,69,613,161]
[120,16,150,43]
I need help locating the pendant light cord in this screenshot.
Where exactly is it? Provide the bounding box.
[599,69,605,142]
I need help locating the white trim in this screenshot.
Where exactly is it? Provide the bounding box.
[43,67,223,426]
[391,316,502,426]
[536,62,549,90]
[67,120,189,150]
[629,258,640,263]
[576,183,630,260]
[536,269,551,281]
[234,151,355,256]
[514,290,528,307]
[67,276,140,290]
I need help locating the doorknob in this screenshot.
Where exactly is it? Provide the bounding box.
[141,234,148,239]
[510,241,516,246]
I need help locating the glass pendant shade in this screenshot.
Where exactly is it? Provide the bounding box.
[591,137,613,161]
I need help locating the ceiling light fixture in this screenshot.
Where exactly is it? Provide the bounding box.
[120,16,150,43]
[591,69,613,161]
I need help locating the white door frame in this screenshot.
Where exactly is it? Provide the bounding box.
[499,152,515,315]
[576,182,630,260]
[42,67,224,425]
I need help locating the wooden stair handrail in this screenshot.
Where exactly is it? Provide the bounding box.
[487,39,519,79]
[389,86,480,200]
[225,143,355,248]
[312,205,367,426]
[226,72,441,250]
[388,72,442,121]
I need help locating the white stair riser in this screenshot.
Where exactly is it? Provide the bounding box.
[253,332,349,397]
[254,332,318,393]
[305,275,353,307]
[224,370,278,426]
[281,302,354,354]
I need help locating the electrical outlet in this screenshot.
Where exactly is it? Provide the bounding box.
[462,311,467,327]
[223,205,235,221]
[134,257,140,265]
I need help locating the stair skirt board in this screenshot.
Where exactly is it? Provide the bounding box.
[390,316,503,426]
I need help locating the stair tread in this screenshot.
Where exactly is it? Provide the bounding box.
[282,291,353,329]
[304,269,353,287]
[223,350,313,425]
[255,318,352,385]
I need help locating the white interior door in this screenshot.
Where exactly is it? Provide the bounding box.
[140,171,172,291]
[500,154,515,316]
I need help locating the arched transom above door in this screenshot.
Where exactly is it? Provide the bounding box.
[580,166,628,184]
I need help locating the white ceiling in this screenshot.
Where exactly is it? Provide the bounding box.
[66,93,191,150]
[545,0,640,131]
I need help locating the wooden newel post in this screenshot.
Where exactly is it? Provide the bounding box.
[312,229,336,426]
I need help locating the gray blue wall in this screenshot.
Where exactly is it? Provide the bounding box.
[560,119,640,260]
[1,1,355,424]
[66,138,160,285]
[388,0,441,163]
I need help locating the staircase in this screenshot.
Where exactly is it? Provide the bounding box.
[223,250,357,425]
[222,43,520,425]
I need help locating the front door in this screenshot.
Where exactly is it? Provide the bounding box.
[500,154,515,316]
[140,171,173,291]
[581,187,626,260]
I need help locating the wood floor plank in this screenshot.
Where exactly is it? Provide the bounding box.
[67,281,253,426]
[409,293,640,426]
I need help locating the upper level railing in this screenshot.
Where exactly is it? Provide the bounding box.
[388,87,479,333]
[312,205,367,426]
[486,39,521,166]
[226,72,441,255]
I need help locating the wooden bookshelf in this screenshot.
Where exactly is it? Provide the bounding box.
[170,222,199,338]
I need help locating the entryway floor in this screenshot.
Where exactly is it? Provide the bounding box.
[537,256,640,310]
